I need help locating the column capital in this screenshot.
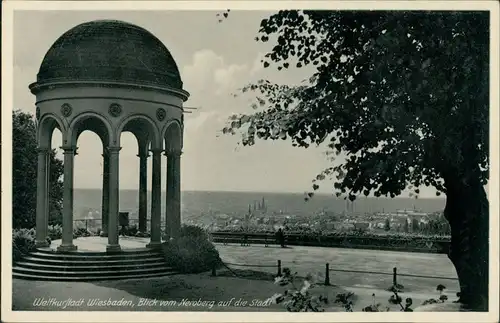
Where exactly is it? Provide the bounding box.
[107,146,122,154]
[150,148,164,155]
[165,150,182,157]
[60,146,78,154]
[137,152,151,159]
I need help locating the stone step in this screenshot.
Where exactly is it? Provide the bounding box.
[15,261,168,272]
[13,247,176,282]
[13,265,174,277]
[22,255,165,265]
[36,247,155,256]
[12,270,177,281]
[29,251,161,260]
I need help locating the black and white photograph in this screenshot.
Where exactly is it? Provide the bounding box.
[2,1,499,322]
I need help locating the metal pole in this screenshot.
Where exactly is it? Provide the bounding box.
[325,263,331,286]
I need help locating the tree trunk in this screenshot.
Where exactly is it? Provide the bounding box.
[444,179,489,311]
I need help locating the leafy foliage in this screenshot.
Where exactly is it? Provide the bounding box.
[423,213,451,235]
[267,267,456,312]
[361,294,390,312]
[162,234,222,274]
[404,219,409,233]
[13,110,64,229]
[73,227,93,238]
[422,284,449,305]
[217,227,450,240]
[135,230,151,238]
[387,282,405,294]
[384,218,391,231]
[271,267,329,312]
[214,229,450,251]
[218,10,489,309]
[180,224,211,241]
[122,224,138,236]
[335,292,355,312]
[221,11,488,201]
[12,228,36,262]
[48,224,63,240]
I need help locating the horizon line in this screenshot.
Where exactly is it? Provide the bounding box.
[72,187,446,199]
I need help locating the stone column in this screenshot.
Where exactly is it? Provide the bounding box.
[147,148,162,248]
[35,148,49,248]
[137,151,149,233]
[106,146,121,253]
[100,152,109,237]
[165,151,174,240]
[170,151,182,240]
[45,151,50,236]
[57,146,77,252]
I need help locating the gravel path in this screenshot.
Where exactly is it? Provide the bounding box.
[216,243,460,295]
[11,243,459,312]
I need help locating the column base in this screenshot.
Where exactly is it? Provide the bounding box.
[35,240,50,248]
[146,241,162,249]
[106,244,121,253]
[57,244,77,252]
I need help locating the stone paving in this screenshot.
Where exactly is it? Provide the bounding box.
[48,236,151,252]
[45,237,459,294]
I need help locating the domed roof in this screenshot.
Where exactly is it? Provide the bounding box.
[35,20,184,92]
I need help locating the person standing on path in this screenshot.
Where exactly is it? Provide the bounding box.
[276,228,285,248]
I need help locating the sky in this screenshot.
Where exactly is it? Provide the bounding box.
[13,10,450,198]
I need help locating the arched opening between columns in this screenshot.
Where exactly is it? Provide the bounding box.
[73,130,105,235]
[34,114,65,248]
[37,113,66,149]
[56,113,112,252]
[117,115,162,248]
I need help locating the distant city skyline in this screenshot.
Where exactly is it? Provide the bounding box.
[73,187,447,200]
[13,10,489,198]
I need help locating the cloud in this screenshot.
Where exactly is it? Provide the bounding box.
[180,49,266,138]
[182,49,224,92]
[182,49,265,103]
[249,52,265,75]
[214,64,248,95]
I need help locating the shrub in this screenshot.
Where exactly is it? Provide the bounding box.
[267,266,417,312]
[271,267,329,312]
[73,227,92,238]
[136,231,150,238]
[162,236,221,274]
[335,292,354,312]
[48,224,63,240]
[12,228,36,262]
[180,224,210,240]
[126,224,138,236]
[422,284,449,306]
